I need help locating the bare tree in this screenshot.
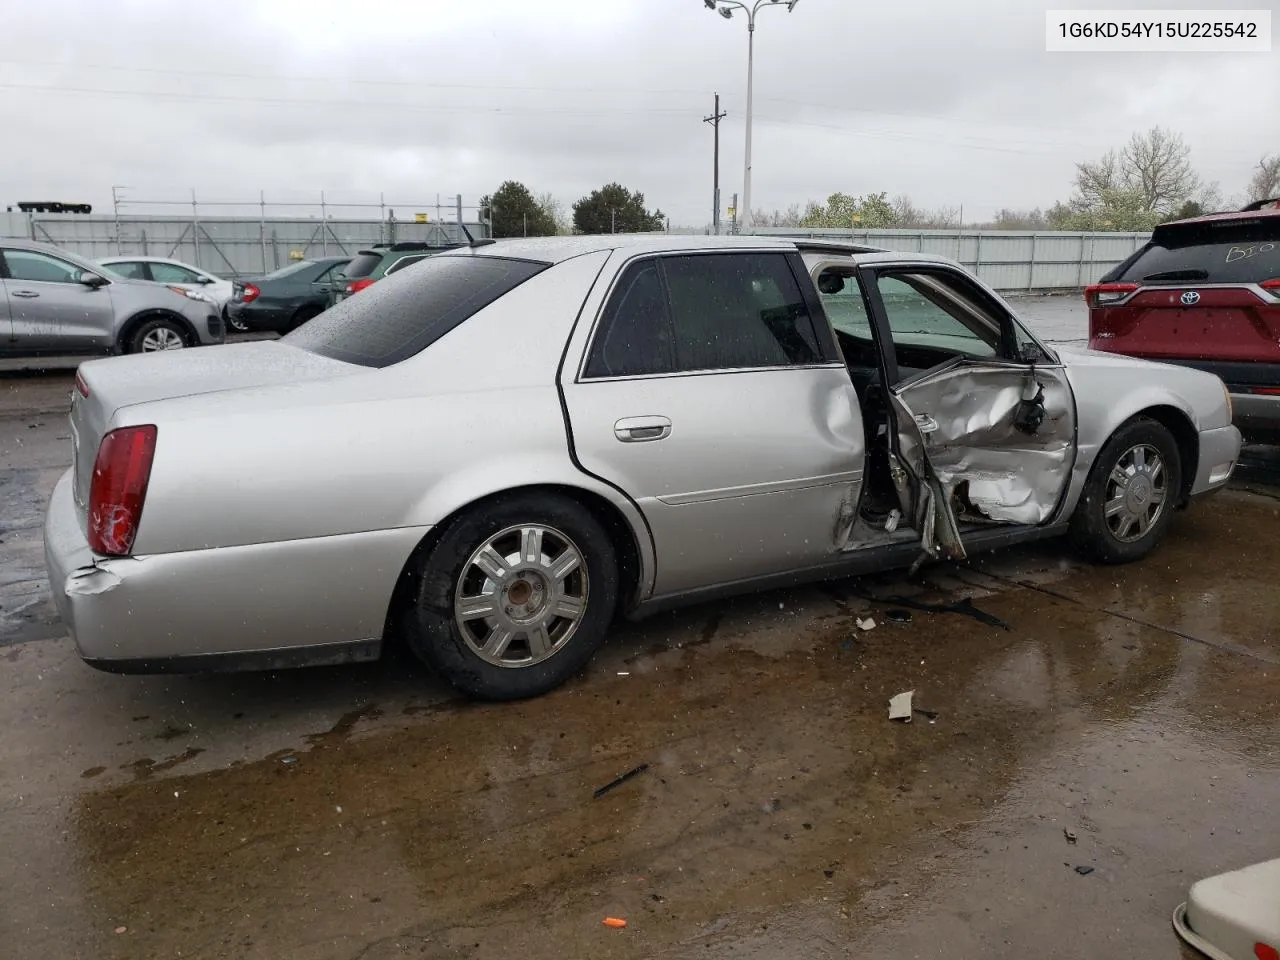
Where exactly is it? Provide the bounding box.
[891,195,923,225]
[535,191,569,234]
[1121,127,1199,213]
[750,204,803,228]
[1247,155,1280,203]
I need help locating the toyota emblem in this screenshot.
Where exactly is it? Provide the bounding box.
[1180,290,1200,306]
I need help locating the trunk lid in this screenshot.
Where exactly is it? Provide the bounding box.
[70,341,354,516]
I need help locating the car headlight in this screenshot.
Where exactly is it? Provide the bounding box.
[167,285,213,304]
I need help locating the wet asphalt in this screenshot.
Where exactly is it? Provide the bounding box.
[1,297,1278,959]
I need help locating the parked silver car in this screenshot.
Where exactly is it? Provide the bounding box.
[0,239,224,357]
[97,255,235,315]
[43,235,1240,700]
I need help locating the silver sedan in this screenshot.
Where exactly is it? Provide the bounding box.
[43,235,1241,700]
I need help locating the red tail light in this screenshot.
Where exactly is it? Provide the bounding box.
[1262,279,1280,292]
[242,283,261,303]
[74,370,89,398]
[1085,282,1140,307]
[88,425,158,556]
[346,278,375,295]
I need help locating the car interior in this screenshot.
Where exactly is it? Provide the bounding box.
[810,263,1016,529]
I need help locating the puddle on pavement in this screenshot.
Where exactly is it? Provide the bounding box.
[6,491,1279,959]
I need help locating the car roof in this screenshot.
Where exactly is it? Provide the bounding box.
[99,255,194,264]
[445,233,799,264]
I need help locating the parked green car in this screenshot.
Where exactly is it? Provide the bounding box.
[327,242,463,306]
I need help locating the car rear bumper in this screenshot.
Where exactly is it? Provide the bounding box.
[43,468,429,671]
[1229,392,1280,442]
[1190,424,1242,497]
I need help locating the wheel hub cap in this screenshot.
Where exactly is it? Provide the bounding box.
[1104,443,1168,543]
[453,525,588,668]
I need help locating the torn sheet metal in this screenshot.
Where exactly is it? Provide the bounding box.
[894,364,1076,527]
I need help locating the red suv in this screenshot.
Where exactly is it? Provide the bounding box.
[1087,198,1280,442]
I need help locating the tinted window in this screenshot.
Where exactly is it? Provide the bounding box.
[583,260,673,378]
[149,262,201,284]
[384,254,430,276]
[664,253,825,371]
[1116,219,1280,285]
[313,263,344,282]
[4,249,81,283]
[876,273,999,362]
[341,252,383,279]
[284,254,548,368]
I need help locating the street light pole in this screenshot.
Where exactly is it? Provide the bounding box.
[704,0,798,234]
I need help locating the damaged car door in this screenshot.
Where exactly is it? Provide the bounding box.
[866,267,1078,561]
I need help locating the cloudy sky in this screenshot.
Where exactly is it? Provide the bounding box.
[0,0,1275,225]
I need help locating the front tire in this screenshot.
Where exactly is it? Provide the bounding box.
[401,493,619,701]
[129,317,188,354]
[1070,417,1182,564]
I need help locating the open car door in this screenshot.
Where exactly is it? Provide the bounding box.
[862,264,1078,562]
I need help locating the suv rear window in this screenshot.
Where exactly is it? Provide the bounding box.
[1110,218,1280,285]
[283,254,548,367]
[340,252,384,279]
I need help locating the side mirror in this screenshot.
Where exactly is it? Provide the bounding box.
[196,275,215,285]
[77,271,107,288]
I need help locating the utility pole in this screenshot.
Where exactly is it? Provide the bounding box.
[704,92,727,235]
[730,192,739,235]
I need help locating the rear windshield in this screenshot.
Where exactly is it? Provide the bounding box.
[1111,218,1280,285]
[283,254,548,368]
[340,252,383,279]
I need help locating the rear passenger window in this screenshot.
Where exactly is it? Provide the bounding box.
[1115,219,1280,285]
[583,261,673,378]
[584,252,834,378]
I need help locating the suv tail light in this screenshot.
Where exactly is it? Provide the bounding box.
[241,283,261,303]
[346,278,375,295]
[88,425,158,556]
[1085,282,1139,307]
[1262,279,1280,292]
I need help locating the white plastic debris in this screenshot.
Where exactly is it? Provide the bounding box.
[885,509,901,533]
[855,617,877,632]
[888,690,914,721]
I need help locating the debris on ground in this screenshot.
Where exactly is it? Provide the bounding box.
[912,707,939,722]
[889,691,914,721]
[1074,865,1094,875]
[855,617,877,632]
[602,917,628,928]
[875,594,1012,632]
[280,756,298,765]
[592,763,649,799]
[114,926,127,935]
[1064,828,1078,844]
[885,609,913,624]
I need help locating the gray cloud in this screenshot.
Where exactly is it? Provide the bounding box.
[0,0,1274,224]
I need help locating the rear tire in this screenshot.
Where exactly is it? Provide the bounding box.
[225,305,249,333]
[128,316,189,354]
[1070,417,1182,564]
[401,492,619,701]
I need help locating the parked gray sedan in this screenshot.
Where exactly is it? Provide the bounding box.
[1,239,224,357]
[43,235,1240,700]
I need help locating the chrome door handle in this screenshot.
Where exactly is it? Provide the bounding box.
[614,415,671,443]
[914,413,939,434]
[11,290,39,298]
